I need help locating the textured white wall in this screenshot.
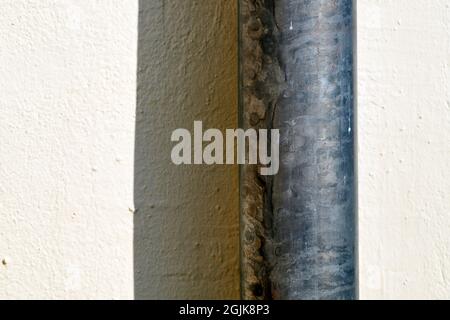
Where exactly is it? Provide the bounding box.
[0,0,239,300]
[1,0,449,300]
[358,0,450,299]
[0,0,137,299]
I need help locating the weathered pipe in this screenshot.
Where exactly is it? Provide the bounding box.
[239,0,355,300]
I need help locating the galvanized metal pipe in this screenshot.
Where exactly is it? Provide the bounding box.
[240,0,355,300]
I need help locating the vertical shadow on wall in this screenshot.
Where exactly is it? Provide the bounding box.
[134,0,240,299]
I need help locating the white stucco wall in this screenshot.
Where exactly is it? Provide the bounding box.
[358,0,450,299]
[0,0,239,300]
[134,0,239,299]
[0,0,138,299]
[1,0,449,300]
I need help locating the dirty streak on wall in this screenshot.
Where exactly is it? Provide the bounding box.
[134,0,240,299]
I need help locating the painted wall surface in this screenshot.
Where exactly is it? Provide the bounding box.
[0,0,449,300]
[358,0,450,299]
[134,0,239,299]
[0,0,138,299]
[0,0,239,299]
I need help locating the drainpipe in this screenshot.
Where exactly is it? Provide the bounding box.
[240,0,355,300]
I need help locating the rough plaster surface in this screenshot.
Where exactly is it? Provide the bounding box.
[0,0,137,299]
[1,0,449,301]
[134,0,240,299]
[0,0,239,300]
[358,0,450,299]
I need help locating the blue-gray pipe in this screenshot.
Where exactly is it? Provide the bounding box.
[240,0,355,300]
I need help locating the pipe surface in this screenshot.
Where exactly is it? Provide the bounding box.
[240,0,355,300]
